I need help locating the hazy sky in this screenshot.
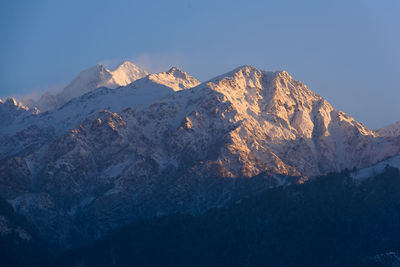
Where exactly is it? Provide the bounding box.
[0,0,399,128]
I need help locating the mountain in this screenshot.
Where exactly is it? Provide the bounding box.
[377,121,400,137]
[57,61,148,102]
[24,61,148,111]
[108,61,149,87]
[0,98,38,128]
[144,66,200,91]
[1,65,399,248]
[2,67,199,137]
[182,66,397,177]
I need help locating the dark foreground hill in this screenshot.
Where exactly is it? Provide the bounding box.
[33,166,400,267]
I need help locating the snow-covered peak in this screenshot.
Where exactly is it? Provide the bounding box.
[76,64,111,81]
[180,65,382,176]
[145,67,200,91]
[110,61,149,86]
[57,61,148,98]
[203,65,320,115]
[376,121,400,137]
[4,97,18,107]
[22,61,149,112]
[114,61,136,69]
[2,97,30,110]
[166,67,190,78]
[57,64,113,102]
[207,65,261,83]
[0,97,38,129]
[206,65,315,99]
[18,67,199,134]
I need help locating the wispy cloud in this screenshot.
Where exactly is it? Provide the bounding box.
[13,82,66,103]
[98,51,186,74]
[98,51,186,73]
[131,51,186,73]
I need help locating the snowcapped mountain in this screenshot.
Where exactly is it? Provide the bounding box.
[1,64,399,247]
[109,61,149,87]
[1,67,199,137]
[24,61,148,111]
[56,64,113,104]
[145,67,200,91]
[0,98,38,128]
[376,121,400,137]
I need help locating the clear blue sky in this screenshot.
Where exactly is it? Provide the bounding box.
[0,0,399,128]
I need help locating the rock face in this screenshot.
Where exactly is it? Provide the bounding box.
[0,65,399,247]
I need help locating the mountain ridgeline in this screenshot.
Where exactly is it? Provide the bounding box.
[1,62,400,264]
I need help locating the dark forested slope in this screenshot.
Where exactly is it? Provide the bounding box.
[48,167,400,267]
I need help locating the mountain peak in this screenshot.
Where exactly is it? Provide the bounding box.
[146,67,200,91]
[92,64,108,72]
[113,61,141,71]
[212,66,292,82]
[4,97,18,107]
[233,64,258,72]
[212,66,312,98]
[116,60,134,67]
[166,67,191,79]
[35,62,149,110]
[0,97,30,115]
[2,97,30,110]
[275,70,291,77]
[73,64,111,83]
[232,64,267,74]
[57,64,113,102]
[110,61,148,86]
[207,65,268,84]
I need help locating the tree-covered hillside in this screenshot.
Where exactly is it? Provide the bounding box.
[47,167,400,267]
